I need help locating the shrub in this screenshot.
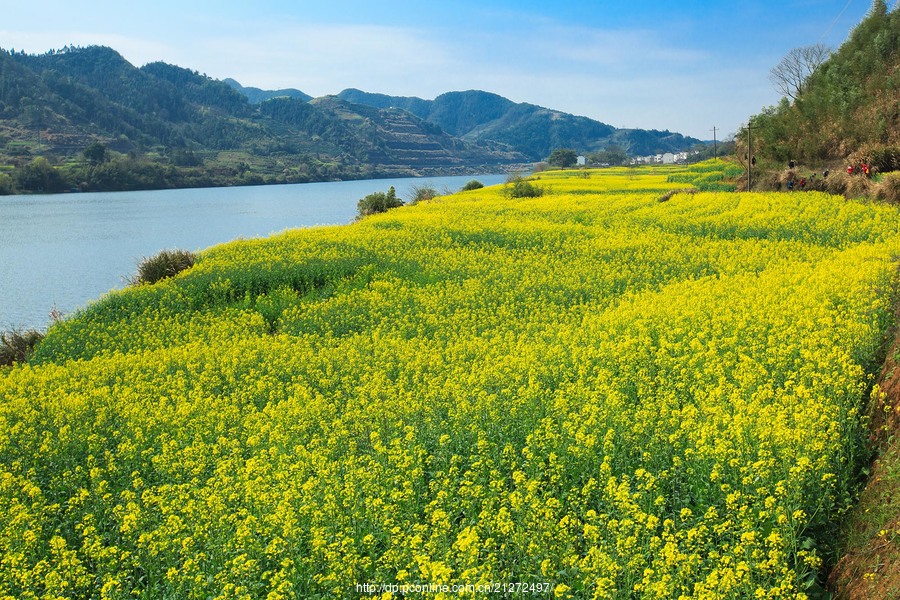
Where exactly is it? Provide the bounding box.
[357,186,404,218]
[0,329,44,366]
[15,157,70,193]
[845,174,874,198]
[0,172,13,195]
[408,184,438,204]
[825,170,851,196]
[461,180,484,192]
[505,176,544,198]
[83,141,109,166]
[874,172,900,203]
[133,249,196,285]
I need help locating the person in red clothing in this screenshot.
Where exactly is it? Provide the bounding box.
[848,164,854,174]
[862,163,870,177]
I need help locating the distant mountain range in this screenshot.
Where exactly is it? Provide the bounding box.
[331,88,701,161]
[0,45,705,191]
[223,80,703,161]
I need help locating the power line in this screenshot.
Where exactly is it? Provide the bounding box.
[818,0,854,44]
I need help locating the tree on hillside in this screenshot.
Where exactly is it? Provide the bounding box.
[745,1,900,165]
[15,157,68,193]
[547,148,578,168]
[769,43,832,101]
[83,141,109,165]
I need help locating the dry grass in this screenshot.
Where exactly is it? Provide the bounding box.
[874,173,900,204]
[826,170,852,196]
[0,329,44,366]
[846,175,875,198]
[848,145,900,175]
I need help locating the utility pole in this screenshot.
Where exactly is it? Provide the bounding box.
[710,126,718,160]
[744,123,754,190]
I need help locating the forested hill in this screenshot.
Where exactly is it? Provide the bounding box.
[0,44,702,193]
[335,88,700,161]
[223,79,312,104]
[747,1,900,172]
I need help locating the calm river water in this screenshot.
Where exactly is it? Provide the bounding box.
[0,174,505,330]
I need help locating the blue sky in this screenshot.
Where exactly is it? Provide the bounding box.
[0,1,884,139]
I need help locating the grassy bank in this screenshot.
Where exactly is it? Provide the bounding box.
[2,162,899,598]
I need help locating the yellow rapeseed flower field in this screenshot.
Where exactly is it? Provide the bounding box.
[1,162,899,598]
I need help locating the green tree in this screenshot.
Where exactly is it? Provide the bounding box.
[357,186,403,218]
[83,141,109,165]
[171,148,202,167]
[15,157,68,193]
[0,172,13,195]
[588,146,628,166]
[547,148,578,168]
[740,1,900,166]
